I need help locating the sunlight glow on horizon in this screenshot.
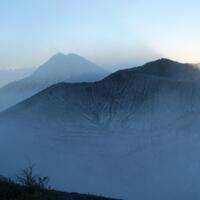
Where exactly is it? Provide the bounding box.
[1,0,200,69]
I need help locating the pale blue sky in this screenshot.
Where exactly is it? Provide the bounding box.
[0,0,200,69]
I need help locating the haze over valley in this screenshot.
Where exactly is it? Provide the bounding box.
[1,56,200,199]
[1,1,200,199]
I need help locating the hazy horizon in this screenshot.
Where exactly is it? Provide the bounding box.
[2,2,200,199]
[1,0,200,69]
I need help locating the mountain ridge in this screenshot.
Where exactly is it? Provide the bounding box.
[105,58,200,82]
[1,58,200,199]
[32,53,108,80]
[2,58,200,131]
[0,53,109,111]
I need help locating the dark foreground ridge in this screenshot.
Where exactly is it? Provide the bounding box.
[0,179,118,200]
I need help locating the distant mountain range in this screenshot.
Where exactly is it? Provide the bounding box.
[1,58,200,130]
[1,58,200,199]
[0,53,109,111]
[0,67,34,88]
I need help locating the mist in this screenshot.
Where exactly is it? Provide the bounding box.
[1,1,200,200]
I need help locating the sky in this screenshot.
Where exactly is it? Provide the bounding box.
[0,0,200,69]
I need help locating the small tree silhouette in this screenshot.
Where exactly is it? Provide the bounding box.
[16,164,50,190]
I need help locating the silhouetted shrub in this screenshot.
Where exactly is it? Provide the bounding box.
[16,164,50,190]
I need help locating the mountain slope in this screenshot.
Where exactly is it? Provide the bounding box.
[1,59,200,199]
[2,59,200,131]
[0,53,108,111]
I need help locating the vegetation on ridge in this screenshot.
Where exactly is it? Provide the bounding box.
[0,165,118,200]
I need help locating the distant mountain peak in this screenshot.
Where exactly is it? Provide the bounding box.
[50,52,67,60]
[31,52,108,82]
[0,52,109,111]
[51,52,84,60]
[46,53,96,67]
[67,53,83,58]
[52,52,66,57]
